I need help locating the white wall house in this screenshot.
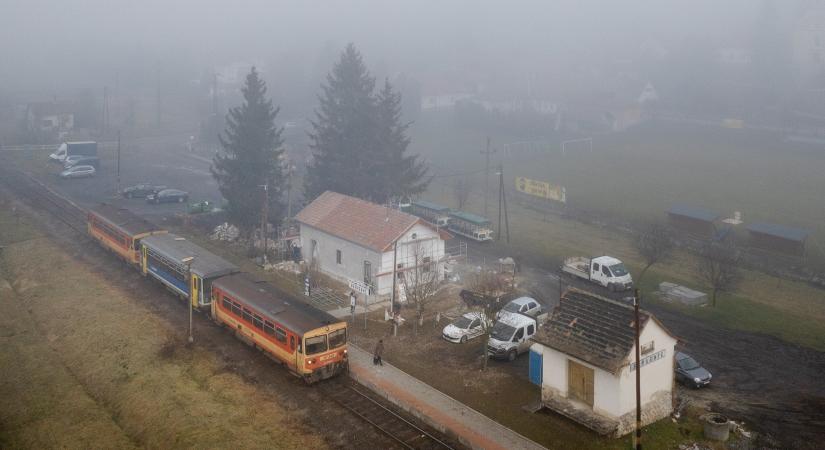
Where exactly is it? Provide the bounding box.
[296,191,450,297]
[529,289,678,437]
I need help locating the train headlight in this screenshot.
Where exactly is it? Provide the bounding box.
[307,359,314,365]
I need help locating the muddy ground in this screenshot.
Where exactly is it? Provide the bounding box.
[0,191,402,449]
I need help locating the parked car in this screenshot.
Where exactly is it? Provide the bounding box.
[64,155,100,169]
[496,296,542,319]
[675,352,712,388]
[442,312,487,344]
[188,200,211,214]
[122,183,167,199]
[487,312,538,361]
[59,165,96,179]
[147,189,189,204]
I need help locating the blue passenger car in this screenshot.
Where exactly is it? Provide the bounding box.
[140,233,239,309]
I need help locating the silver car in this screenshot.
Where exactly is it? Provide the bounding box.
[60,165,96,178]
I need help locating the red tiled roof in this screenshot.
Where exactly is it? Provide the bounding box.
[296,191,426,252]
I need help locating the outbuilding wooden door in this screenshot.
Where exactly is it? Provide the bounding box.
[568,359,594,407]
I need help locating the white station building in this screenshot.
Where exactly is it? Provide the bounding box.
[529,289,678,437]
[296,191,451,296]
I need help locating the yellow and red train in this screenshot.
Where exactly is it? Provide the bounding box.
[86,203,347,383]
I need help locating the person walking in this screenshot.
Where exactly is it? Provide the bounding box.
[373,339,384,366]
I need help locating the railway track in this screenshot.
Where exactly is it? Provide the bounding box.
[1,168,462,450]
[321,378,458,450]
[0,168,88,234]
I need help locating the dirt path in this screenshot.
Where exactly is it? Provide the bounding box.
[645,303,825,449]
[0,190,400,449]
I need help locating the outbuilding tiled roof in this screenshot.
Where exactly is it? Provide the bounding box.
[668,204,719,223]
[533,289,672,374]
[747,222,809,243]
[296,191,428,252]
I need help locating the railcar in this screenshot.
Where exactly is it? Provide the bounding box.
[448,210,494,241]
[140,233,239,309]
[408,200,452,227]
[87,203,167,266]
[211,273,347,383]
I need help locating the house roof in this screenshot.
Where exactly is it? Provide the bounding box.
[668,204,719,223]
[747,222,809,243]
[296,191,439,252]
[532,289,673,374]
[449,210,491,225]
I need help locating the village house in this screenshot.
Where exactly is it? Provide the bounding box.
[295,191,450,296]
[529,289,678,437]
[26,100,75,135]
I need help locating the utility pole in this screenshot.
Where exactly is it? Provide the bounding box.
[212,72,218,116]
[497,163,510,243]
[182,257,195,344]
[102,86,109,134]
[391,239,398,337]
[156,65,161,129]
[481,137,496,217]
[634,288,642,450]
[116,130,121,194]
[286,165,294,222]
[260,184,269,264]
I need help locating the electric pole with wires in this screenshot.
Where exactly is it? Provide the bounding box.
[481,137,496,217]
[497,163,510,243]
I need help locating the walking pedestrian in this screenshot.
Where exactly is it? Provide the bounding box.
[373,339,384,366]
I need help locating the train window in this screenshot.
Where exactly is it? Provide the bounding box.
[252,315,263,330]
[242,308,253,323]
[328,329,346,349]
[264,321,275,336]
[275,327,287,344]
[222,297,232,310]
[231,301,242,316]
[305,335,327,355]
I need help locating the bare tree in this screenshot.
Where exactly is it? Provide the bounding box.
[696,240,739,307]
[401,241,441,335]
[634,223,674,284]
[453,177,471,210]
[462,270,511,370]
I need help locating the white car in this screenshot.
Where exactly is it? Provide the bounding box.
[442,312,487,344]
[496,296,541,320]
[60,165,96,178]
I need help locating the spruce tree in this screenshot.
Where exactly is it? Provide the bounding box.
[375,79,429,201]
[212,67,285,239]
[305,44,429,204]
[305,44,377,201]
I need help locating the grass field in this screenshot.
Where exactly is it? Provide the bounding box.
[411,114,825,266]
[411,115,825,351]
[0,205,325,449]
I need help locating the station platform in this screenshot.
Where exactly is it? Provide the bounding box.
[347,344,547,450]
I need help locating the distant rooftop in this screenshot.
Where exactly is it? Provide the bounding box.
[747,222,809,243]
[668,204,719,223]
[449,210,491,225]
[412,200,451,212]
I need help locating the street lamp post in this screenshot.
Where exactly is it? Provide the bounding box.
[182,256,195,344]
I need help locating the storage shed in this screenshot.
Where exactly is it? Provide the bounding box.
[529,289,677,437]
[667,204,719,238]
[747,222,809,256]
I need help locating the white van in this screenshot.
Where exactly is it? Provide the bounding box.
[487,312,538,361]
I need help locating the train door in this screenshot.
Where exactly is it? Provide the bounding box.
[141,245,148,275]
[291,335,299,368]
[191,274,200,308]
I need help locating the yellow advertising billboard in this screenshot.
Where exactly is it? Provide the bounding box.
[515,177,566,203]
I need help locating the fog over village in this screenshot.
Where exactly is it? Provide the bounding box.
[1,1,824,449]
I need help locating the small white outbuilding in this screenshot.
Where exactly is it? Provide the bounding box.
[529,289,678,437]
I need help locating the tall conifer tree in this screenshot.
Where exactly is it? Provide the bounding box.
[212,67,285,238]
[305,44,429,204]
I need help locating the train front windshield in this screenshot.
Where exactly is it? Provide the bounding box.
[305,335,327,355]
[328,328,346,349]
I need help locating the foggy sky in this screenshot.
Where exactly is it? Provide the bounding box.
[0,0,790,94]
